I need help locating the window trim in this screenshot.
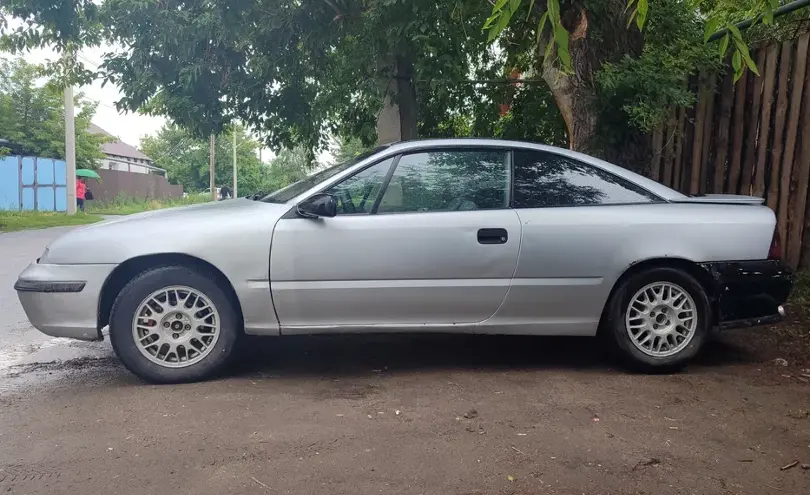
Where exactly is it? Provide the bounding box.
[509,149,665,209]
[372,147,513,216]
[320,155,400,216]
[370,154,402,214]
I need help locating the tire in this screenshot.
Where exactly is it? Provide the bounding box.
[109,265,241,383]
[603,267,711,373]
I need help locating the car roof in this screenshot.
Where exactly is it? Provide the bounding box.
[376,138,686,202]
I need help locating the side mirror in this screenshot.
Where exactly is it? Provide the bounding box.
[297,193,338,218]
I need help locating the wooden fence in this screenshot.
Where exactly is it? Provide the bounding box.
[650,32,810,269]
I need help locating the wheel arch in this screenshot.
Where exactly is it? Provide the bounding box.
[97,253,244,334]
[600,257,719,329]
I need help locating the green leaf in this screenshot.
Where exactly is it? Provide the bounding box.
[543,34,556,62]
[624,0,637,14]
[636,0,648,30]
[554,23,571,72]
[732,50,742,79]
[742,49,760,76]
[728,24,743,44]
[483,14,498,30]
[492,0,510,14]
[536,11,549,44]
[718,33,730,58]
[547,0,560,23]
[731,31,758,76]
[704,18,719,43]
[526,0,536,21]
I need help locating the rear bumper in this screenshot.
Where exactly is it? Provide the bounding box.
[699,260,793,329]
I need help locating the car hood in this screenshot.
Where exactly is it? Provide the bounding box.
[43,199,292,264]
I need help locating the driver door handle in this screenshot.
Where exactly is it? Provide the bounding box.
[477,228,508,245]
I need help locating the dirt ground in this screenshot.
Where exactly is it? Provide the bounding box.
[1,322,809,495]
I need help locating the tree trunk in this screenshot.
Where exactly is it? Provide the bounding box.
[542,2,648,172]
[376,54,418,144]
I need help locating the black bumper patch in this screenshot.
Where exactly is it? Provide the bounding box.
[14,280,86,293]
[699,260,793,327]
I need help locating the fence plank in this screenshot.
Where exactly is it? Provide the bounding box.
[690,78,709,194]
[754,44,779,198]
[662,107,676,187]
[713,73,735,193]
[780,33,810,251]
[727,67,749,194]
[673,107,686,191]
[699,75,717,194]
[787,43,810,267]
[741,48,767,195]
[767,41,793,208]
[650,124,663,181]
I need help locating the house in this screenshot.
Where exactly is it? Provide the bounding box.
[85,124,182,201]
[88,124,165,175]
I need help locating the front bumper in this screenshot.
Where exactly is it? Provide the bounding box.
[700,260,793,330]
[14,262,117,341]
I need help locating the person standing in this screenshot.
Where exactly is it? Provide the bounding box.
[220,184,232,200]
[76,177,86,212]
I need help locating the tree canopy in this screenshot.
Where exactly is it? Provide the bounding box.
[2,0,807,171]
[139,124,313,197]
[0,57,108,168]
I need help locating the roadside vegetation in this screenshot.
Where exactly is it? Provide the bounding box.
[0,211,102,232]
[86,194,212,215]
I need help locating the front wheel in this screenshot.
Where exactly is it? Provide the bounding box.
[109,265,241,383]
[604,267,711,372]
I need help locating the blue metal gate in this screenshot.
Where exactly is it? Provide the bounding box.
[0,155,67,211]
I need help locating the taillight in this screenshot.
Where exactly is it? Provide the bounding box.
[768,229,782,260]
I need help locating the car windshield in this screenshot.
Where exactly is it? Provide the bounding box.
[261,146,389,203]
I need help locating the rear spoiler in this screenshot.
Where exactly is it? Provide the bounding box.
[671,194,765,205]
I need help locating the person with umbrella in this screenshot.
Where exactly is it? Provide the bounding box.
[75,169,100,211]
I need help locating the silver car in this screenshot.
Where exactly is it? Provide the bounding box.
[15,139,793,383]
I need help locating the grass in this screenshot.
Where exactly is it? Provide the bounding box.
[86,194,212,215]
[0,211,103,232]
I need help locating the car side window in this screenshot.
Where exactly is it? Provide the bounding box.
[376,150,509,214]
[512,150,659,208]
[325,158,394,215]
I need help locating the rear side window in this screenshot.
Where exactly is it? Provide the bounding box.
[512,150,659,208]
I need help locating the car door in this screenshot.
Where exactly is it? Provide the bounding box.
[270,148,521,332]
[480,148,664,336]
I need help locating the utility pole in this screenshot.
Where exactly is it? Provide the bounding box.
[209,134,216,201]
[232,128,237,198]
[65,86,77,215]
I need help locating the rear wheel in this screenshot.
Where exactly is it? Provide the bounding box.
[604,267,710,372]
[109,265,240,383]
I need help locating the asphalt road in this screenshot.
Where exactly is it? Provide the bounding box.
[1,226,809,495]
[0,227,110,382]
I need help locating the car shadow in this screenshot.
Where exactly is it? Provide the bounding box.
[225,332,763,379]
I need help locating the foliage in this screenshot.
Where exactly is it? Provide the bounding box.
[264,146,313,193]
[0,0,102,86]
[333,137,374,164]
[596,1,720,134]
[96,0,503,151]
[140,124,313,197]
[86,193,211,215]
[484,0,781,83]
[141,125,262,197]
[0,57,108,168]
[0,210,101,231]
